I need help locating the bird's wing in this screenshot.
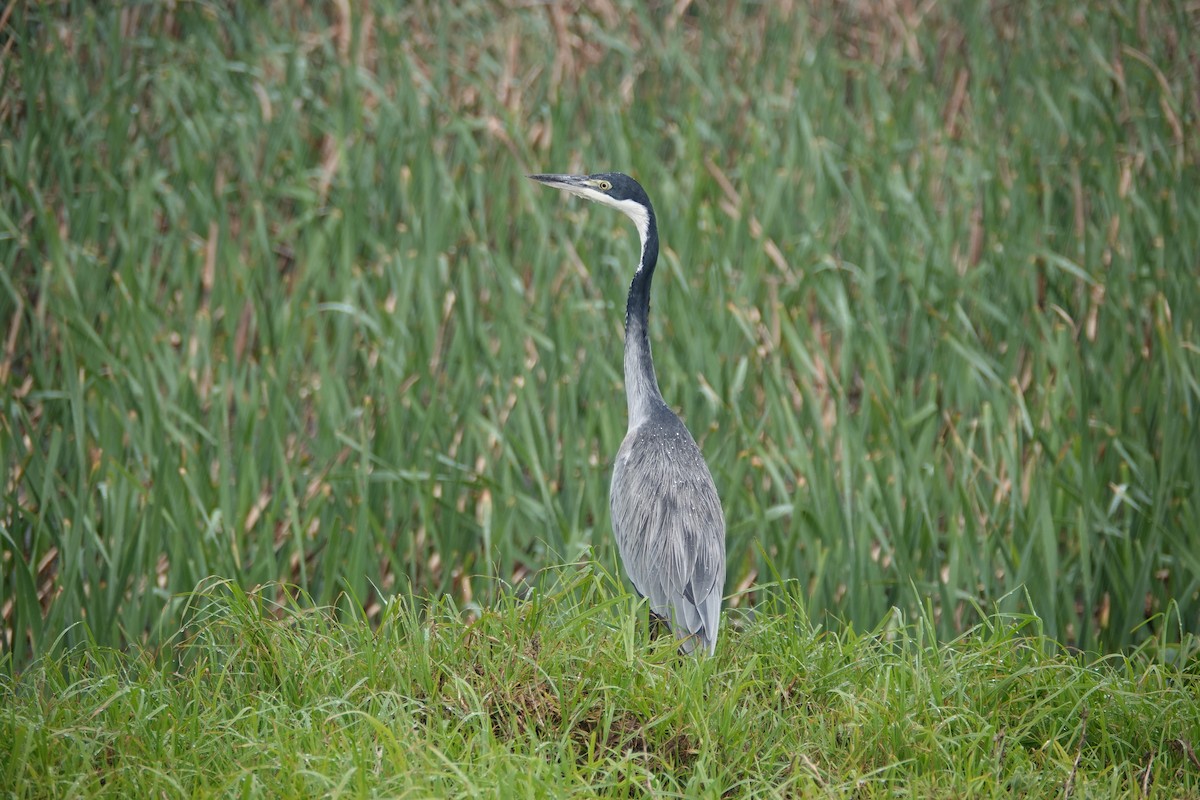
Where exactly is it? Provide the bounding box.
[610,416,727,653]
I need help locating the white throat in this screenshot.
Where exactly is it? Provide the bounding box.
[565,187,651,267]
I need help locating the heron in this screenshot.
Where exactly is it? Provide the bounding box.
[528,172,726,655]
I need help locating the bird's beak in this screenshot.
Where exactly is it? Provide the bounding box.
[527,173,596,199]
[528,173,589,188]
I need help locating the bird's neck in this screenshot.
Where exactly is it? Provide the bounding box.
[624,211,664,428]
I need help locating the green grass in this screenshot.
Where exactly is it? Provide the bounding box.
[1,0,1199,707]
[2,573,1199,797]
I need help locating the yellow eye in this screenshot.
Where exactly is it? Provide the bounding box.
[597,180,612,191]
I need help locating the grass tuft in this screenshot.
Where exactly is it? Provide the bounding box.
[2,572,1198,796]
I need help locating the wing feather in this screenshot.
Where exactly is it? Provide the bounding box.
[610,409,726,654]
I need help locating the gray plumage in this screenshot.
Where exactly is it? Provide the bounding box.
[528,171,727,655]
[610,405,725,654]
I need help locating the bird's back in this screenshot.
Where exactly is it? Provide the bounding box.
[609,403,726,654]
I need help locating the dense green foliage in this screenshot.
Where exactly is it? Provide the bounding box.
[2,0,1199,671]
[3,576,1199,796]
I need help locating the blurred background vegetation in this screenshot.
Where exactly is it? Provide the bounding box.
[1,0,1198,669]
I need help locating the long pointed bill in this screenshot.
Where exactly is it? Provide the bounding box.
[527,173,603,200]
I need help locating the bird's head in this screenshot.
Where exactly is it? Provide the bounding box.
[528,172,654,248]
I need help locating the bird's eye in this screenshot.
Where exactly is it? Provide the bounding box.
[597,180,612,191]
